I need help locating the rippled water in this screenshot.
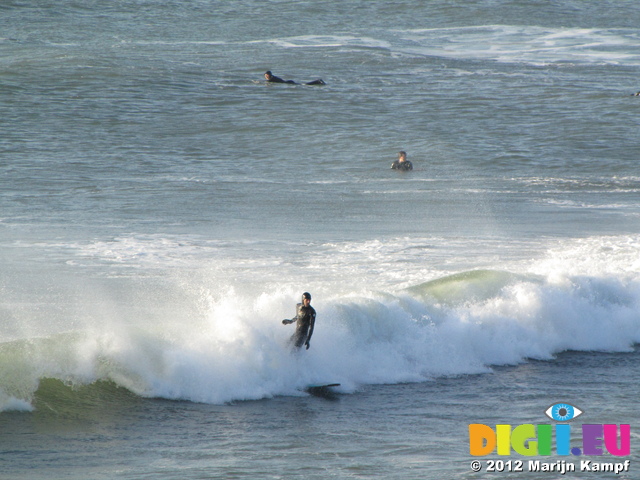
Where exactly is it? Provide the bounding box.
[2,0,640,478]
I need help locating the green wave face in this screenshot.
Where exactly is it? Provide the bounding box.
[407,270,538,306]
[33,378,143,421]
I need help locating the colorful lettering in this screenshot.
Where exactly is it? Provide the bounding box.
[603,424,631,456]
[469,424,496,456]
[469,423,630,457]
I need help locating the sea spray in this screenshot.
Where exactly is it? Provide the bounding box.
[2,238,640,410]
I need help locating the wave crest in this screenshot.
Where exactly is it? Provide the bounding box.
[2,256,638,411]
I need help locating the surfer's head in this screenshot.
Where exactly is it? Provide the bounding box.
[264,71,273,80]
[398,151,407,162]
[302,292,311,305]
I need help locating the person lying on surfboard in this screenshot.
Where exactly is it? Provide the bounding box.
[282,292,316,349]
[264,71,326,86]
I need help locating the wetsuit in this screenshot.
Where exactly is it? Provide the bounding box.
[265,72,325,85]
[267,74,297,85]
[391,160,413,171]
[288,303,316,349]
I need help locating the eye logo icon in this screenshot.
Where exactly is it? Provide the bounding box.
[545,403,583,422]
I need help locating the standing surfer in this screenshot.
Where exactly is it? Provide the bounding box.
[282,292,316,349]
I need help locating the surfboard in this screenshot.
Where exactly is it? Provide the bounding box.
[304,383,340,396]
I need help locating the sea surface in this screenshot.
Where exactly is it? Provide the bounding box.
[2,1,640,478]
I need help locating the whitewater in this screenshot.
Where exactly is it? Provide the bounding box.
[2,233,639,410]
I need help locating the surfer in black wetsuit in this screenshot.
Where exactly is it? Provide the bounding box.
[282,292,316,349]
[391,151,413,171]
[264,70,296,84]
[264,71,326,86]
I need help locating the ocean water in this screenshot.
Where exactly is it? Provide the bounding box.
[2,0,640,478]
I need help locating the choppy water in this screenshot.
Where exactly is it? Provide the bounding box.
[2,1,640,478]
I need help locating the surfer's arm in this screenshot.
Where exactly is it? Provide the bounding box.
[283,304,302,325]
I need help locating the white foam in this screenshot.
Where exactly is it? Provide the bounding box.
[2,235,639,406]
[250,35,391,50]
[0,395,34,413]
[396,25,640,66]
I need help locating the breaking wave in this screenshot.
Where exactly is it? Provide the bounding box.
[1,235,639,412]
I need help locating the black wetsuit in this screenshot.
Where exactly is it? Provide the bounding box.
[266,74,325,86]
[391,160,413,171]
[267,74,297,84]
[289,303,316,348]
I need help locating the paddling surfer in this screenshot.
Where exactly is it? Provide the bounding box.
[264,71,326,86]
